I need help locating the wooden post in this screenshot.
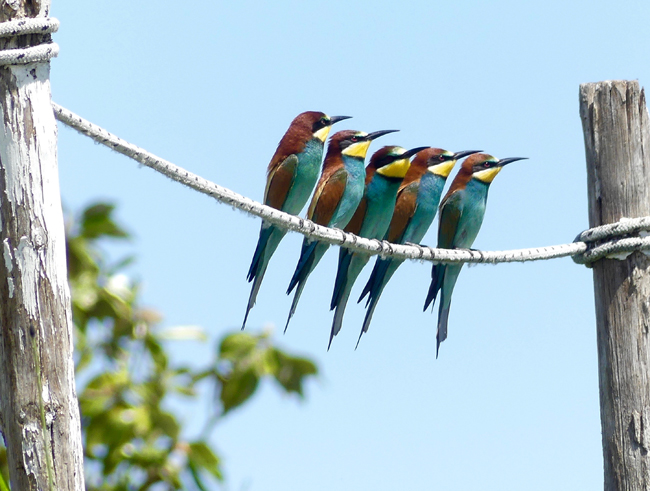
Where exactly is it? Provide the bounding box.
[580,80,650,490]
[0,3,85,490]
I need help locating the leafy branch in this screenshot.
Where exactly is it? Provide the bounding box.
[0,203,318,490]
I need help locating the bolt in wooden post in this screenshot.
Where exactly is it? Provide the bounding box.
[580,80,650,490]
[0,3,85,491]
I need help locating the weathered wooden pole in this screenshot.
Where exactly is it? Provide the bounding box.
[580,80,650,490]
[0,3,85,491]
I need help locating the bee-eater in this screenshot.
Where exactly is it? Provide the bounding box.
[328,145,427,348]
[284,129,398,331]
[242,112,351,329]
[423,153,527,356]
[357,148,481,341]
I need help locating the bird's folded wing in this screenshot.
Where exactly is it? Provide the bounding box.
[387,182,419,243]
[437,190,464,249]
[264,154,299,209]
[308,167,348,225]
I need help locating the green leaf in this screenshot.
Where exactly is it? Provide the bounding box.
[188,442,223,481]
[188,461,210,491]
[125,446,167,467]
[81,370,130,416]
[145,334,168,371]
[219,332,258,361]
[81,203,129,240]
[0,447,9,491]
[151,410,180,440]
[192,368,217,384]
[270,349,318,397]
[219,367,259,414]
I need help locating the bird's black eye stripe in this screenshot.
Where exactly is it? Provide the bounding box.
[312,117,331,133]
[473,161,495,172]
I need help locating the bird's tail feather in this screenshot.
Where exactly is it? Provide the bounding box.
[330,250,354,311]
[357,258,402,345]
[436,302,451,358]
[329,292,350,349]
[285,242,329,332]
[358,259,379,304]
[358,257,391,305]
[242,265,267,330]
[435,264,462,356]
[247,224,275,282]
[287,240,318,294]
[329,254,369,348]
[424,264,443,312]
[243,225,285,329]
[357,296,379,348]
[285,280,306,333]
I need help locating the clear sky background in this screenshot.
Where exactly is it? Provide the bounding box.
[51,1,650,489]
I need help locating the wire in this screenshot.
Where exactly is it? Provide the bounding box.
[52,103,650,266]
[0,17,59,66]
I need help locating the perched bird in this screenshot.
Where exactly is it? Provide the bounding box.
[423,153,527,356]
[328,145,427,348]
[357,148,481,341]
[242,112,351,329]
[284,129,398,331]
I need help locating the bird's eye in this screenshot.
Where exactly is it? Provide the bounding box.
[351,136,359,143]
[439,155,445,162]
[320,117,329,125]
[483,162,491,168]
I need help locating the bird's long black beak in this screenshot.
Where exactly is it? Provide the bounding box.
[367,129,399,140]
[453,150,482,160]
[402,146,429,159]
[497,157,528,167]
[330,115,352,125]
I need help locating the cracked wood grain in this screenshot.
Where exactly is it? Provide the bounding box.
[0,2,84,490]
[581,80,650,491]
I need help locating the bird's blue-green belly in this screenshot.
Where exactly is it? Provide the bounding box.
[283,138,323,215]
[404,173,445,243]
[329,156,366,228]
[456,178,489,248]
[360,175,402,239]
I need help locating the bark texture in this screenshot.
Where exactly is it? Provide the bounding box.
[580,80,650,490]
[0,1,85,490]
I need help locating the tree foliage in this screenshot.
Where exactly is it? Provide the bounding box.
[0,203,318,490]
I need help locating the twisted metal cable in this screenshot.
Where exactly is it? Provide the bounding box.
[52,103,650,266]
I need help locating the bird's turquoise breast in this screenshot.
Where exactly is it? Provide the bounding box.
[405,173,446,243]
[329,156,366,228]
[284,138,324,215]
[456,178,489,248]
[360,174,402,239]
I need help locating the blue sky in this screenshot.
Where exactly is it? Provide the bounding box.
[52,1,650,489]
